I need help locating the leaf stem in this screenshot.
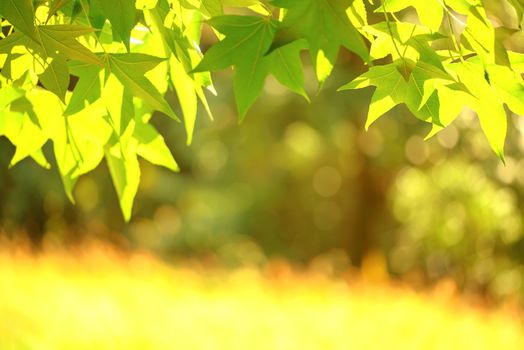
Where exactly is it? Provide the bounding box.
[380,0,403,60]
[401,25,417,59]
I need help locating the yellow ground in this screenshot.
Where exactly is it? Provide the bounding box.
[0,245,522,350]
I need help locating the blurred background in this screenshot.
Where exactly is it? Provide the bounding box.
[1,1,524,306]
[3,61,524,304]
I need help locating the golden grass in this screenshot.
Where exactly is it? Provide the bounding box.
[0,245,522,350]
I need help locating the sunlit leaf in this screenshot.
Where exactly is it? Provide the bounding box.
[38,56,70,102]
[170,56,198,144]
[487,64,524,116]
[193,15,277,73]
[47,0,73,21]
[109,53,179,121]
[135,121,179,171]
[92,0,137,50]
[105,140,141,221]
[193,15,277,119]
[375,0,443,32]
[340,59,453,128]
[102,74,135,136]
[0,0,36,39]
[0,0,521,220]
[64,63,103,116]
[38,26,102,65]
[267,39,309,101]
[273,0,369,82]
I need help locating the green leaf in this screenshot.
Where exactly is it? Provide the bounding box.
[108,54,179,121]
[507,0,524,23]
[170,56,198,144]
[92,0,137,51]
[266,26,302,55]
[0,0,36,39]
[30,149,51,169]
[0,0,519,219]
[340,62,407,128]
[509,51,524,73]
[0,97,49,169]
[363,22,435,61]
[47,0,73,21]
[188,52,215,120]
[193,15,277,119]
[135,121,179,171]
[145,5,180,60]
[487,64,524,116]
[105,141,141,221]
[201,0,223,16]
[38,26,102,65]
[38,56,70,102]
[108,53,165,74]
[233,52,270,120]
[2,53,34,81]
[426,83,475,139]
[347,0,369,32]
[340,59,455,128]
[0,32,33,54]
[461,6,496,65]
[450,61,508,158]
[272,0,369,82]
[136,0,158,9]
[267,39,309,101]
[474,98,507,161]
[102,74,135,136]
[9,114,49,168]
[25,88,111,200]
[222,0,261,6]
[64,63,103,116]
[0,85,24,108]
[375,0,444,32]
[408,61,454,124]
[145,1,201,72]
[0,110,24,141]
[193,15,277,72]
[446,0,474,15]
[406,35,446,70]
[38,24,96,37]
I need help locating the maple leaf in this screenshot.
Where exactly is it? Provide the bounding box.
[375,0,444,32]
[108,53,178,121]
[193,15,280,119]
[91,0,137,51]
[272,0,369,82]
[340,59,454,129]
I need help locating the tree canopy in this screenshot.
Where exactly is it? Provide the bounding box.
[0,0,523,219]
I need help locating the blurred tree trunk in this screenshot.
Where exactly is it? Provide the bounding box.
[344,138,396,267]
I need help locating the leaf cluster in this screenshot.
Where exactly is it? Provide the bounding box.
[0,0,523,219]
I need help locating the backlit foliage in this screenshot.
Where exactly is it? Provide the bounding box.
[0,0,523,219]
